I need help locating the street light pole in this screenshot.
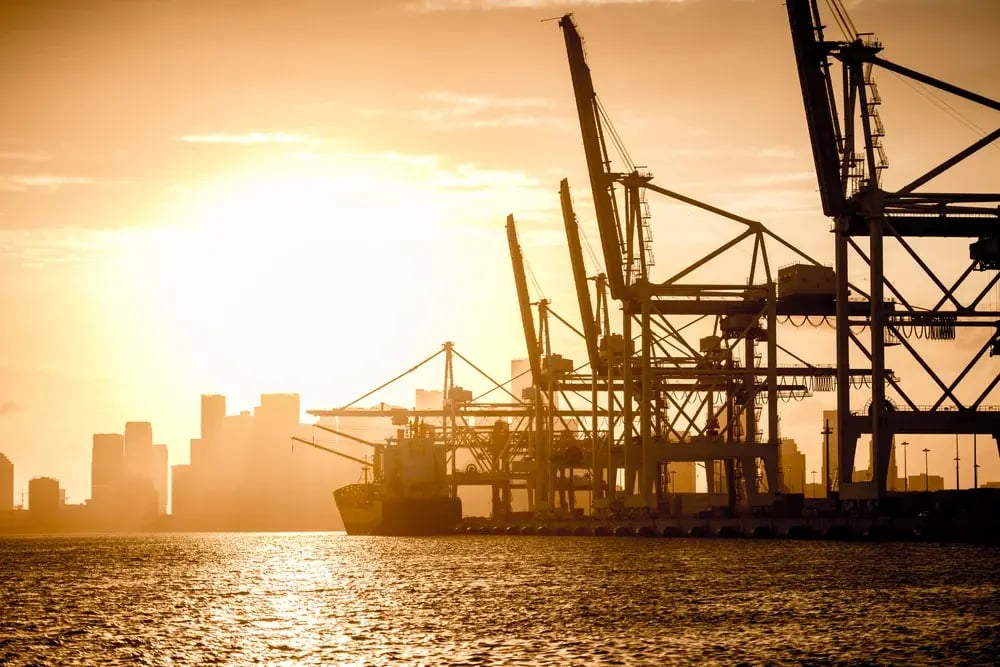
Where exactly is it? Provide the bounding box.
[954,434,960,490]
[974,433,978,489]
[900,441,909,492]
[922,448,930,492]
[821,419,833,498]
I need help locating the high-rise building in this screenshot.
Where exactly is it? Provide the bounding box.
[0,453,13,511]
[887,438,902,491]
[151,444,168,515]
[179,393,341,531]
[201,394,226,443]
[780,438,807,494]
[28,477,60,522]
[171,464,194,523]
[91,433,124,504]
[123,421,153,482]
[190,438,207,468]
[257,393,300,430]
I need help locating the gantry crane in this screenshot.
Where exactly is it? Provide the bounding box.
[786,0,1000,499]
[556,14,887,515]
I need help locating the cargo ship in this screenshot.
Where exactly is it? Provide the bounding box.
[333,424,462,536]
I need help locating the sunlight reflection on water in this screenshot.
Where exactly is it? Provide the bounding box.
[1,534,998,665]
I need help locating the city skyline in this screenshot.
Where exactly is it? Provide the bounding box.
[2,2,998,664]
[1,0,998,510]
[3,388,998,521]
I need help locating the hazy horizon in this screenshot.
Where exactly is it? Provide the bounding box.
[2,0,999,505]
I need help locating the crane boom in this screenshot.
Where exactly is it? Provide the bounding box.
[506,215,543,392]
[313,423,380,448]
[559,179,600,370]
[290,436,370,467]
[786,0,846,217]
[559,14,626,298]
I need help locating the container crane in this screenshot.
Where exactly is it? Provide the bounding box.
[786,0,1000,499]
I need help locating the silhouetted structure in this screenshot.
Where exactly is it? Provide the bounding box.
[201,394,226,444]
[91,433,124,506]
[0,453,12,512]
[170,393,340,531]
[152,444,168,515]
[779,439,807,494]
[28,477,60,525]
[666,462,697,494]
[910,474,945,492]
[821,410,840,496]
[86,424,162,528]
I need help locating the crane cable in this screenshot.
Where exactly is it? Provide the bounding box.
[595,96,636,172]
[826,0,997,152]
[578,222,602,276]
[890,73,1000,152]
[523,255,547,302]
[823,0,857,41]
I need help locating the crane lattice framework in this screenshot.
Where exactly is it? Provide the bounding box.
[786,0,1000,500]
[556,15,871,515]
[308,341,602,520]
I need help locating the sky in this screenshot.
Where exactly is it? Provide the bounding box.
[1,0,998,505]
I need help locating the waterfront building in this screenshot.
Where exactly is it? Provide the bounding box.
[779,439,807,494]
[170,464,194,522]
[90,433,124,505]
[28,477,61,522]
[0,453,12,511]
[909,474,945,492]
[171,393,340,530]
[201,394,226,442]
[123,421,153,483]
[152,444,168,515]
[666,461,697,494]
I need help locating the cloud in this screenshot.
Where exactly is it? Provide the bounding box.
[362,91,566,130]
[0,228,121,267]
[739,171,815,187]
[180,132,309,145]
[0,400,20,416]
[0,151,50,162]
[758,146,797,159]
[423,91,553,112]
[0,174,95,191]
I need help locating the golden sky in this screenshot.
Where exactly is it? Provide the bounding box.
[1,0,998,503]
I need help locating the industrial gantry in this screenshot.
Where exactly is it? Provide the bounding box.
[550,15,871,518]
[786,0,1000,501]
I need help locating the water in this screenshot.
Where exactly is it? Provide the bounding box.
[1,534,998,665]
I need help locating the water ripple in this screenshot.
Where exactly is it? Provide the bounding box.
[0,535,998,665]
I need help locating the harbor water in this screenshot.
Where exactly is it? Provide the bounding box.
[1,534,998,665]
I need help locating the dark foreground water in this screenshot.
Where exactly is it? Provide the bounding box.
[1,535,998,665]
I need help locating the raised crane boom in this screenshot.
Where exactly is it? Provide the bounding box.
[506,214,542,391]
[559,179,600,371]
[559,14,626,299]
[786,0,845,217]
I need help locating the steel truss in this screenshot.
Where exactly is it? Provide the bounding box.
[786,0,1000,499]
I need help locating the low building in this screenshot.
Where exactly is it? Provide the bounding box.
[908,474,945,492]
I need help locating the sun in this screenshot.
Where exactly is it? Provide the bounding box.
[101,155,466,405]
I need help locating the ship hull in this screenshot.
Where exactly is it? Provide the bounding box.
[334,484,461,536]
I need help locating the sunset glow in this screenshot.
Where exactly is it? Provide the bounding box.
[2,0,998,507]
